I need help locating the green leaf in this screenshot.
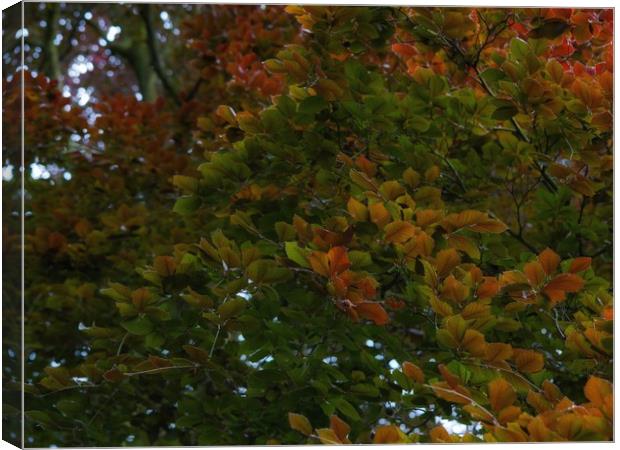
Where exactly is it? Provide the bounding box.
[492,100,518,120]
[333,398,361,421]
[348,250,372,268]
[284,242,310,268]
[173,196,201,215]
[510,38,530,60]
[121,316,153,336]
[529,19,570,39]
[298,95,327,116]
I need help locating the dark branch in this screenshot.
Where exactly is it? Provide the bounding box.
[139,5,180,104]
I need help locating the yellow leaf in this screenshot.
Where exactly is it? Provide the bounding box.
[349,169,377,192]
[215,105,237,124]
[441,275,469,303]
[461,302,490,320]
[461,329,486,356]
[316,428,342,444]
[441,210,507,233]
[403,167,421,188]
[288,412,313,436]
[329,415,351,443]
[429,425,453,443]
[347,197,368,221]
[498,405,521,424]
[416,209,443,228]
[384,220,416,244]
[425,165,440,182]
[373,425,408,443]
[369,202,390,228]
[429,295,453,317]
[379,180,406,200]
[447,234,480,259]
[308,251,330,277]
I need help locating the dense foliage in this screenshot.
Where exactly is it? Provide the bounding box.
[2,4,613,446]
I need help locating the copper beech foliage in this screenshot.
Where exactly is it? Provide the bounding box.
[4,5,612,446]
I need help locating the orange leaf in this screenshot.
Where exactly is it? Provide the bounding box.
[435,248,461,277]
[488,378,516,412]
[441,275,469,303]
[476,277,500,299]
[446,234,480,259]
[485,343,513,362]
[308,251,330,277]
[384,220,416,244]
[497,405,521,424]
[438,364,461,388]
[392,42,417,58]
[461,302,490,320]
[538,248,560,275]
[329,415,350,443]
[355,155,377,177]
[327,246,350,277]
[288,413,312,436]
[379,180,406,200]
[356,302,389,325]
[523,261,546,286]
[461,329,487,356]
[569,257,591,273]
[369,202,390,228]
[513,349,544,373]
[429,425,452,443]
[373,425,408,444]
[432,381,472,405]
[347,197,368,222]
[402,361,425,383]
[316,428,342,444]
[543,273,584,303]
[584,376,612,407]
[416,209,443,228]
[441,210,507,233]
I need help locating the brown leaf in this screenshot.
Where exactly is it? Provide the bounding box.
[154,256,176,277]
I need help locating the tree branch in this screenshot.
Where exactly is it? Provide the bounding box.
[139,5,180,104]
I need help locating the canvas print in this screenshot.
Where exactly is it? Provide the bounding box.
[1,2,614,447]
